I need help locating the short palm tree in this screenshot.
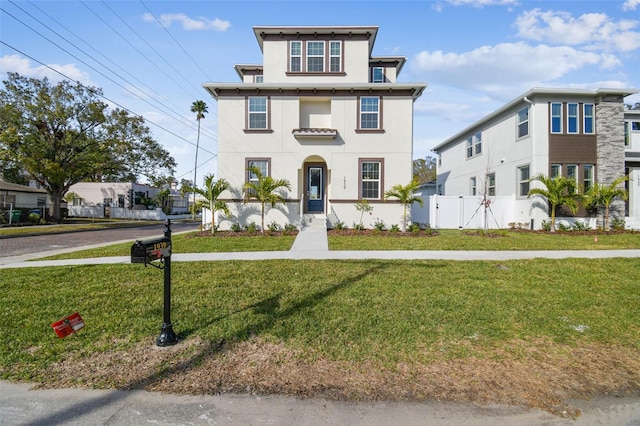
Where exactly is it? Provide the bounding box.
[527,173,579,232]
[190,100,208,219]
[183,174,230,234]
[384,180,424,232]
[583,175,629,231]
[243,165,291,233]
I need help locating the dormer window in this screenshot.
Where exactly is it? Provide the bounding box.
[287,39,344,75]
[372,67,384,83]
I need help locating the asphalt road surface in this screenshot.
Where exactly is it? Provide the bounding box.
[0,221,200,259]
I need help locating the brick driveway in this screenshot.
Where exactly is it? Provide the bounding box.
[0,222,200,258]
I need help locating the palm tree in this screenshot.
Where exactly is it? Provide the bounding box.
[243,165,291,233]
[384,180,424,232]
[184,174,231,233]
[527,173,579,232]
[583,175,629,231]
[190,100,208,219]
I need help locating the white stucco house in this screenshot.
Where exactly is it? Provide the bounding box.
[203,25,426,231]
[431,88,640,230]
[68,182,189,219]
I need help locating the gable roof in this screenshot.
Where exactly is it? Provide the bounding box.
[0,180,47,194]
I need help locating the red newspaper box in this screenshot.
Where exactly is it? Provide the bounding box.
[51,312,85,338]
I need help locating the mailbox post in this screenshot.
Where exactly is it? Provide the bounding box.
[131,219,178,347]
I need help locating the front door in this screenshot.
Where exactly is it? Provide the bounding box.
[307,166,324,213]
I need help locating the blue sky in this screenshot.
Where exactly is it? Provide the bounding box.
[2,0,639,184]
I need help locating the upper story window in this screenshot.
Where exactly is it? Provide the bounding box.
[466,132,482,158]
[290,41,302,72]
[583,103,594,134]
[306,41,325,72]
[517,107,529,138]
[360,159,383,200]
[359,96,381,130]
[567,103,579,133]
[330,41,342,72]
[372,67,384,83]
[551,102,563,133]
[254,75,263,83]
[247,96,269,130]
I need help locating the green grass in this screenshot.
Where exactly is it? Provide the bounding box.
[38,232,298,260]
[0,220,163,236]
[1,258,639,381]
[329,229,640,251]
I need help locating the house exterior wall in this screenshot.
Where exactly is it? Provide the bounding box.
[207,26,425,231]
[433,88,638,230]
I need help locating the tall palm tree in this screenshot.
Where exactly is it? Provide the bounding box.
[527,173,579,232]
[190,100,208,219]
[384,180,424,232]
[583,175,629,231]
[184,174,231,233]
[243,165,291,233]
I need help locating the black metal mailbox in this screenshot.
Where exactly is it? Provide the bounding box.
[131,237,171,264]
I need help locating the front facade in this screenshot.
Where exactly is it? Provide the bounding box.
[432,88,639,230]
[204,26,426,230]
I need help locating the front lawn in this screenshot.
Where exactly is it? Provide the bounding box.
[1,258,638,414]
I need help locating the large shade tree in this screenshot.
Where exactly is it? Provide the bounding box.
[384,180,424,232]
[243,165,291,233]
[527,173,579,232]
[0,73,175,221]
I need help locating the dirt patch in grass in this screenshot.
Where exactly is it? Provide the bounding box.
[35,337,640,417]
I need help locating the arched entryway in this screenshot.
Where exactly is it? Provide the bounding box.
[302,157,327,214]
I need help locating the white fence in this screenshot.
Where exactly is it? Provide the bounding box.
[412,195,519,230]
[68,206,188,221]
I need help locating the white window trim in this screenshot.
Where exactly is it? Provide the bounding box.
[567,103,579,134]
[517,165,530,197]
[583,103,594,134]
[359,96,380,130]
[360,159,383,200]
[329,40,342,72]
[306,40,325,73]
[247,96,268,130]
[551,102,563,134]
[517,106,529,138]
[290,41,302,72]
[372,67,384,83]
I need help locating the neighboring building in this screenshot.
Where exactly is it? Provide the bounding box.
[0,180,49,215]
[68,182,189,218]
[431,88,639,230]
[203,25,426,230]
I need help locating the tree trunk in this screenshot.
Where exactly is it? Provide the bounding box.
[50,192,64,223]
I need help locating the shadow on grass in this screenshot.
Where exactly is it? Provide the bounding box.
[25,262,386,425]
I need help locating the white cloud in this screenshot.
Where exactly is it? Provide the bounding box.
[142,12,230,31]
[623,0,640,11]
[446,0,518,7]
[515,9,640,52]
[411,42,602,94]
[0,55,92,85]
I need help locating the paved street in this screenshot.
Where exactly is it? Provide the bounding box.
[0,221,200,260]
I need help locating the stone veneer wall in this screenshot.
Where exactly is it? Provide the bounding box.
[595,94,626,226]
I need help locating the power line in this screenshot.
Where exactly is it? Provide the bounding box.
[0,40,218,159]
[1,5,218,146]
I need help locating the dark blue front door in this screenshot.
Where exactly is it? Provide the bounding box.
[307,166,323,212]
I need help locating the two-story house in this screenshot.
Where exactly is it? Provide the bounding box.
[432,88,639,230]
[203,26,426,231]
